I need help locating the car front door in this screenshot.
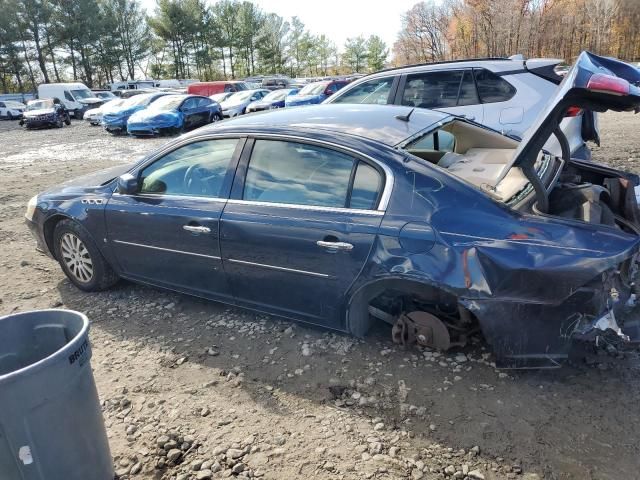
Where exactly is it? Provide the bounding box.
[190,97,213,127]
[219,138,387,329]
[396,69,484,123]
[104,137,244,300]
[180,97,199,129]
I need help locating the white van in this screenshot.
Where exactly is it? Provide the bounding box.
[108,80,156,92]
[37,83,102,119]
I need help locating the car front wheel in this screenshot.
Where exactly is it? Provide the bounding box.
[53,219,118,291]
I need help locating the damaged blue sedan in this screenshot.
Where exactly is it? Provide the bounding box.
[127,94,223,136]
[24,52,640,368]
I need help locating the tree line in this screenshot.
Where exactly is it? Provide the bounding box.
[393,0,640,65]
[0,0,389,93]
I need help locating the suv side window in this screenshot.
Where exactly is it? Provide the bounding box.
[402,70,476,108]
[331,77,393,105]
[474,69,516,103]
[244,140,355,208]
[402,70,480,108]
[139,139,239,198]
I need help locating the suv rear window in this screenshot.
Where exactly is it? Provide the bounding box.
[473,69,516,103]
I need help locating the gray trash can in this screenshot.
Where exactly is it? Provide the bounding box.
[0,309,113,480]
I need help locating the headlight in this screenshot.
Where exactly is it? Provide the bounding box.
[25,195,38,221]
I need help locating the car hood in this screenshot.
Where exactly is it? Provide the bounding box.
[496,51,640,183]
[24,108,56,116]
[221,100,248,109]
[42,164,133,197]
[103,106,138,117]
[78,98,103,106]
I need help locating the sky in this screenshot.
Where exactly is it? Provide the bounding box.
[140,0,421,51]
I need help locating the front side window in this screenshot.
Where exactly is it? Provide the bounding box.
[64,91,74,102]
[139,139,239,198]
[243,140,355,208]
[331,77,393,105]
[181,98,198,110]
[474,69,516,103]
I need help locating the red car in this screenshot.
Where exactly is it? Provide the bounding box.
[187,81,248,97]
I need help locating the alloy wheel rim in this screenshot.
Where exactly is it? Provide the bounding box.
[60,233,93,283]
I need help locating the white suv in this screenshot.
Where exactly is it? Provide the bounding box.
[325,57,599,159]
[0,101,26,120]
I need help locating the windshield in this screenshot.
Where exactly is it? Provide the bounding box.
[263,90,290,102]
[147,95,186,111]
[27,99,54,110]
[95,91,115,99]
[71,89,94,100]
[298,83,327,95]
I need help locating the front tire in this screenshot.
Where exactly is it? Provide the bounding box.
[53,219,119,291]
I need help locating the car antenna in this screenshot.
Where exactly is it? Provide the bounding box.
[396,108,414,122]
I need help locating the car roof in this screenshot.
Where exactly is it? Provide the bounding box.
[198,104,450,146]
[362,57,529,79]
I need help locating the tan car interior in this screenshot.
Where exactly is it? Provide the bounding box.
[405,120,542,202]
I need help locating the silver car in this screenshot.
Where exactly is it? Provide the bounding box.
[325,56,599,159]
[220,89,270,118]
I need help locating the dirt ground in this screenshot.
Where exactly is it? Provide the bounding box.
[1,112,640,480]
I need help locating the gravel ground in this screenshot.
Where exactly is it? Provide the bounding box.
[1,113,640,480]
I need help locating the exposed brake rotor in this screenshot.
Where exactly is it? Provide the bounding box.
[391,311,451,351]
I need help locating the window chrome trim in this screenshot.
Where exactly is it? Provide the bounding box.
[226,199,384,216]
[112,240,222,260]
[227,258,330,278]
[120,132,394,212]
[112,192,228,203]
[245,133,394,212]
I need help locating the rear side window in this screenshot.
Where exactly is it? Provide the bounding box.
[243,140,354,208]
[197,97,211,107]
[331,77,393,105]
[349,162,382,209]
[474,69,516,103]
[402,70,478,108]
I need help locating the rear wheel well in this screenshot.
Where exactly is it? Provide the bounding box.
[43,214,70,260]
[346,279,476,340]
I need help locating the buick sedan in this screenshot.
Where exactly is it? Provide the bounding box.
[25,52,640,368]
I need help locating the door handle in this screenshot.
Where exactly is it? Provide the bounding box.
[183,225,211,234]
[316,240,354,251]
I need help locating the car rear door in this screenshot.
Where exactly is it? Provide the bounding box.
[395,69,484,123]
[104,137,244,300]
[219,137,387,329]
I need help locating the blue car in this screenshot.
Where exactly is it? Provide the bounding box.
[246,88,299,113]
[285,80,348,107]
[23,52,640,368]
[102,92,169,134]
[127,94,222,136]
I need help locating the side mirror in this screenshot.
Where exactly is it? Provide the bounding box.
[117,173,138,195]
